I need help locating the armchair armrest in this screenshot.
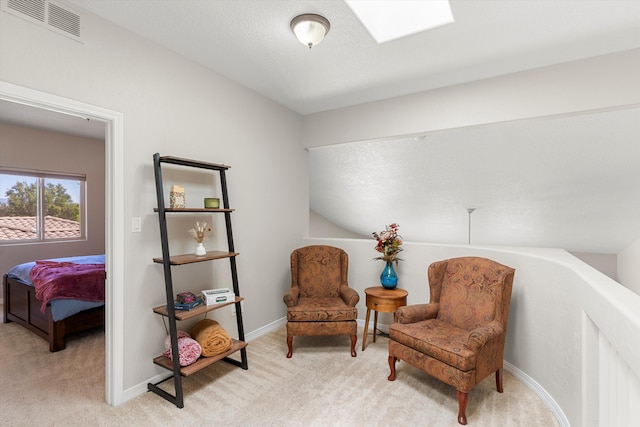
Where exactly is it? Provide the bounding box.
[283,287,299,307]
[396,303,438,324]
[340,286,360,307]
[467,320,504,351]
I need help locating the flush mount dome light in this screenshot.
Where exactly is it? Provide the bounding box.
[290,13,330,48]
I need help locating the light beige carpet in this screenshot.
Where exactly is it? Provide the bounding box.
[0,320,559,427]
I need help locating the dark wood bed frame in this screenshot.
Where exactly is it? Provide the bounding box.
[3,274,104,352]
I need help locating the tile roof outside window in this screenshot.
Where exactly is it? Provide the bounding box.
[0,216,80,240]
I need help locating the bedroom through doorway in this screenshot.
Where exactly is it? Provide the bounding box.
[0,81,125,406]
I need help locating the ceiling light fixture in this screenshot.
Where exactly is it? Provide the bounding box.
[290,14,330,49]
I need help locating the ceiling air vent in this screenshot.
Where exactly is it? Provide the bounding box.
[6,0,45,22]
[2,0,83,42]
[47,1,79,37]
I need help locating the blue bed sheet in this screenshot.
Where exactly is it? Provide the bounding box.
[7,254,105,321]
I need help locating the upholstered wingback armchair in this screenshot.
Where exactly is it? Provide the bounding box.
[283,245,360,358]
[387,257,515,425]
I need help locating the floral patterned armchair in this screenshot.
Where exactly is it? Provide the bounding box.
[387,257,515,425]
[283,245,360,358]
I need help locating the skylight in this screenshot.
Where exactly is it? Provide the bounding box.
[344,0,455,43]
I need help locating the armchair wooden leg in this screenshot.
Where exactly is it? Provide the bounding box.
[496,368,504,393]
[387,355,397,381]
[286,336,293,358]
[456,390,468,425]
[350,334,357,357]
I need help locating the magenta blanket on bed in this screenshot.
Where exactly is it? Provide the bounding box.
[30,261,106,313]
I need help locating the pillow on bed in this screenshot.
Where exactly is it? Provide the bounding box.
[6,262,37,284]
[162,330,202,366]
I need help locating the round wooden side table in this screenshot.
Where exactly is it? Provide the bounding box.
[362,286,408,351]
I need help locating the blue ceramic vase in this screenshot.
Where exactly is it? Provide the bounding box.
[380,261,398,289]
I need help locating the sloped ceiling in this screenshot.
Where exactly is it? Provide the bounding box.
[309,107,640,253]
[3,1,640,253]
[67,0,640,114]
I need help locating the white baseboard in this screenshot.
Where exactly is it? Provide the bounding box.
[357,320,570,427]
[245,317,286,342]
[503,360,569,427]
[123,373,168,404]
[357,318,390,334]
[122,317,288,404]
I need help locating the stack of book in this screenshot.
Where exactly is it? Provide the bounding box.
[170,297,203,311]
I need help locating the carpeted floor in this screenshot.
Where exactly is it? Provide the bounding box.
[0,319,559,426]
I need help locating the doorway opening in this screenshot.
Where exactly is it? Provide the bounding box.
[0,81,125,405]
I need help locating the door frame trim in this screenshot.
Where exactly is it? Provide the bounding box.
[1,81,125,405]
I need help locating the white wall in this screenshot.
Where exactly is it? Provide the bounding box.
[569,251,618,281]
[302,49,640,426]
[0,9,307,391]
[618,238,640,294]
[309,209,366,239]
[303,48,640,148]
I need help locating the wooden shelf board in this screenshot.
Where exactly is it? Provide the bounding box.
[153,296,243,320]
[153,251,239,265]
[153,339,247,376]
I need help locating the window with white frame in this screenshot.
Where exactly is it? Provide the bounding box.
[0,169,86,243]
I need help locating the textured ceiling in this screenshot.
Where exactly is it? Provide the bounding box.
[309,108,640,253]
[3,1,640,254]
[67,0,640,114]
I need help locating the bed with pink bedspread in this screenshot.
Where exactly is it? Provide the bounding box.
[3,255,105,352]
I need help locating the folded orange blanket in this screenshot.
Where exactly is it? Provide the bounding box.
[190,319,233,357]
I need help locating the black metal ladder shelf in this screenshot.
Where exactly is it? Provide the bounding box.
[147,153,248,408]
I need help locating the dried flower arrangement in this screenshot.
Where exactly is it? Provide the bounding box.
[372,223,403,264]
[188,221,212,243]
